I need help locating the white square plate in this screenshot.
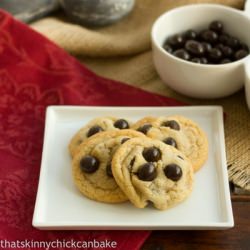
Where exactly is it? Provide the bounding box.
[32,106,234,230]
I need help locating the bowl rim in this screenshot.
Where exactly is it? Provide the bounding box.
[151,3,250,68]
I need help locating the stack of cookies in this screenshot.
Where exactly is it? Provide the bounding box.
[69,116,208,210]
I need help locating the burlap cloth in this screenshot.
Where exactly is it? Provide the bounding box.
[31,0,250,191]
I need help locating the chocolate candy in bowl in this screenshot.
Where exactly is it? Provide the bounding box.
[209,48,223,63]
[162,21,249,65]
[184,29,198,40]
[166,34,185,49]
[173,49,190,60]
[209,21,223,34]
[200,30,218,44]
[151,4,250,99]
[185,40,204,56]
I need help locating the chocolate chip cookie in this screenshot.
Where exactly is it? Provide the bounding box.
[72,129,145,203]
[112,138,194,210]
[133,115,208,172]
[69,117,131,156]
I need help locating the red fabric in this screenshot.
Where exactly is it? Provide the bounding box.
[0,10,183,250]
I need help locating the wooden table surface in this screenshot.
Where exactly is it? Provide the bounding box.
[142,194,250,250]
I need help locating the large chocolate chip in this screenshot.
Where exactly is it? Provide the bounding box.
[161,120,180,130]
[106,163,113,177]
[143,147,161,162]
[114,119,129,129]
[80,155,99,173]
[137,163,157,181]
[87,125,104,137]
[163,137,178,148]
[164,164,182,181]
[137,124,152,134]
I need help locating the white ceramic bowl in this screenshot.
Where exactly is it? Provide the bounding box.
[151,4,250,99]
